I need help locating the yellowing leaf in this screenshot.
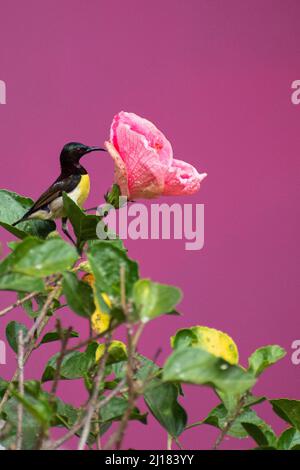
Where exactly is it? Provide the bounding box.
[82,274,112,334]
[171,326,239,365]
[91,310,111,334]
[95,340,127,363]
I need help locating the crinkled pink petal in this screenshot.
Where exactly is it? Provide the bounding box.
[163,158,207,196]
[105,141,129,197]
[107,111,207,200]
[109,123,169,199]
[105,139,165,199]
[110,111,173,167]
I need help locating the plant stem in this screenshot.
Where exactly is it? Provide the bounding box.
[46,377,126,450]
[213,396,246,450]
[185,420,204,430]
[0,285,59,413]
[77,335,111,450]
[49,321,72,400]
[104,265,138,450]
[0,292,37,318]
[16,330,24,450]
[24,284,61,346]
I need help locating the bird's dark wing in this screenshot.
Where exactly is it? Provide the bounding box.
[23,174,81,218]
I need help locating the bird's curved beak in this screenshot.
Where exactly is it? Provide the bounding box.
[84,146,106,155]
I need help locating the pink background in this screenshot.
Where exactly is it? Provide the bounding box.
[0,0,300,449]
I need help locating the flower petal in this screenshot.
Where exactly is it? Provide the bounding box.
[111,111,173,166]
[105,141,129,197]
[163,159,207,196]
[108,127,167,199]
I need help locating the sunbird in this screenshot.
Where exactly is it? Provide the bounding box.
[13,142,105,243]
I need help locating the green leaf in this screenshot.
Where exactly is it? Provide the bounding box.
[248,345,286,377]
[0,377,8,398]
[62,272,95,318]
[204,403,276,444]
[7,241,20,250]
[133,279,182,323]
[215,391,266,414]
[172,328,198,349]
[1,397,42,449]
[110,361,128,380]
[144,380,187,437]
[241,422,274,447]
[0,272,44,292]
[40,329,79,345]
[0,382,65,449]
[87,238,127,253]
[63,192,101,244]
[42,343,97,382]
[11,238,78,277]
[18,292,56,318]
[10,389,53,428]
[0,237,77,286]
[163,347,255,395]
[277,427,300,450]
[0,189,55,239]
[6,321,28,353]
[270,399,300,430]
[107,355,187,437]
[100,397,147,424]
[1,380,54,449]
[104,184,122,208]
[88,240,139,299]
[135,355,187,437]
[53,396,79,428]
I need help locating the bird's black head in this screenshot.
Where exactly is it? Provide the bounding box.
[60,142,105,169]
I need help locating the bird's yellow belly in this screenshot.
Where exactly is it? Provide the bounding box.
[74,174,90,207]
[47,174,90,219]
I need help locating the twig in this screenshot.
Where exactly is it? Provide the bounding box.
[24,284,61,346]
[63,321,120,355]
[77,335,111,450]
[0,315,50,413]
[92,377,128,450]
[98,378,126,407]
[185,420,204,430]
[94,410,101,450]
[104,265,138,450]
[213,396,246,450]
[46,376,126,450]
[49,321,72,399]
[16,330,24,450]
[35,321,73,450]
[174,437,184,450]
[45,416,85,450]
[0,292,37,318]
[167,433,172,450]
[0,286,59,413]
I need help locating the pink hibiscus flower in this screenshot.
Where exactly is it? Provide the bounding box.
[105,111,207,200]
